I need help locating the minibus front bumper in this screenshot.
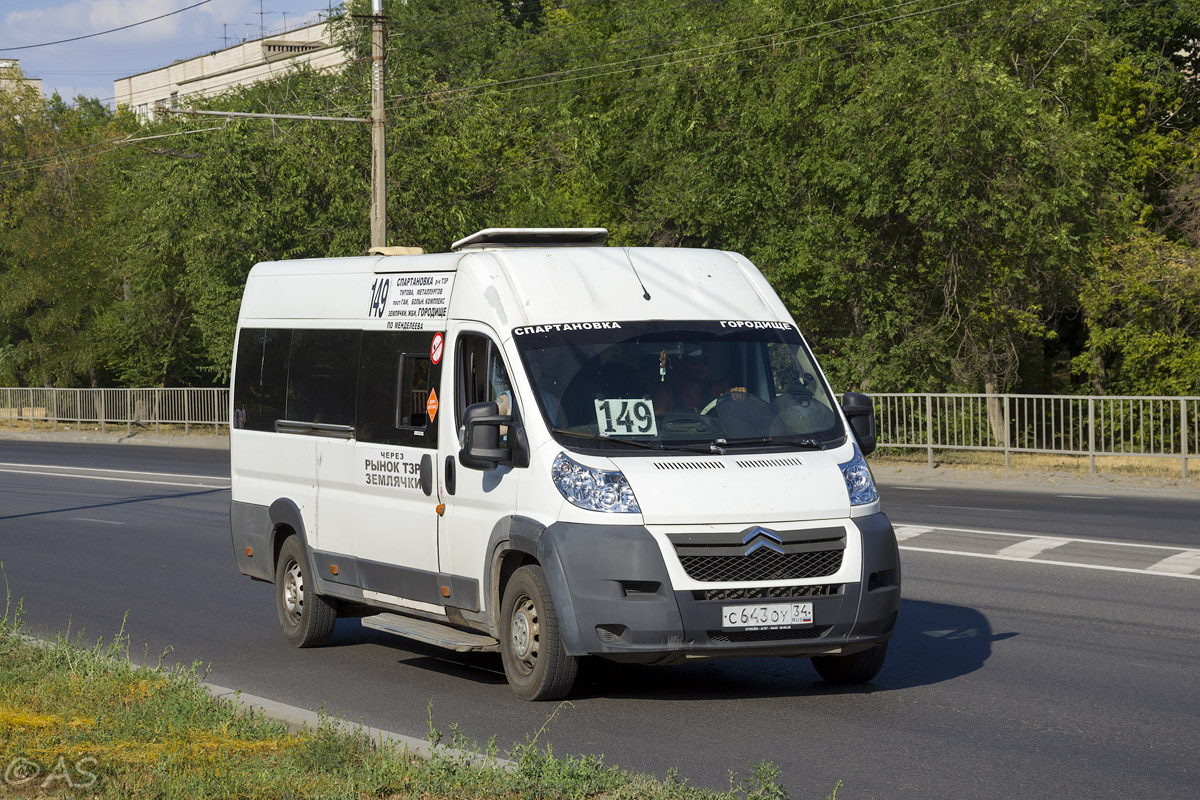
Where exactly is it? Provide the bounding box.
[535,513,900,664]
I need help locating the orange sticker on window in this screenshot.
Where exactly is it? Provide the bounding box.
[426,388,439,422]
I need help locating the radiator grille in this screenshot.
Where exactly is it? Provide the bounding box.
[694,584,842,601]
[708,626,831,643]
[679,548,844,582]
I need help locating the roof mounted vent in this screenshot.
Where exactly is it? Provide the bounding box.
[451,227,608,252]
[368,246,425,256]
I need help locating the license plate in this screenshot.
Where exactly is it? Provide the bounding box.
[721,602,813,630]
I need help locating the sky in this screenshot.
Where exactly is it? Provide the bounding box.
[0,0,337,105]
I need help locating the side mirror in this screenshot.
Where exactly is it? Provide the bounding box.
[459,401,509,470]
[841,392,877,456]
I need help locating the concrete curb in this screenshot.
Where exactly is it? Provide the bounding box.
[0,430,229,450]
[203,683,515,769]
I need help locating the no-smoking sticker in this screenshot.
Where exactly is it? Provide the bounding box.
[430,332,444,364]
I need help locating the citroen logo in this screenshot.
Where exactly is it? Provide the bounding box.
[741,526,784,556]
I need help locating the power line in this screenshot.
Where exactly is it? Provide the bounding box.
[0,125,226,178]
[35,0,1008,133]
[256,0,1027,129]
[362,0,1115,136]
[321,0,936,118]
[374,0,741,78]
[0,0,215,52]
[376,0,970,116]
[59,0,911,114]
[2,0,1158,179]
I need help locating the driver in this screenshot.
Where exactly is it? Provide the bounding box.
[653,345,730,414]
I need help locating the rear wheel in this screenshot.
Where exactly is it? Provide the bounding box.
[275,536,337,648]
[499,565,578,701]
[812,642,888,684]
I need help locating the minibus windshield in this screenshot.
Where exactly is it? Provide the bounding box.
[512,321,846,452]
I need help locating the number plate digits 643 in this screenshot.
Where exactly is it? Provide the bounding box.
[721,602,813,630]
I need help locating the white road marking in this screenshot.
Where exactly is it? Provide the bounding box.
[0,462,222,480]
[929,504,1015,512]
[70,517,126,525]
[0,466,228,490]
[1146,550,1200,576]
[891,486,935,491]
[894,522,1191,551]
[894,525,933,541]
[1058,495,1110,500]
[899,545,1200,580]
[995,537,1071,559]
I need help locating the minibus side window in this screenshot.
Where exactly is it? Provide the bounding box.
[232,327,291,431]
[286,329,361,425]
[357,330,440,447]
[397,355,433,429]
[454,334,515,428]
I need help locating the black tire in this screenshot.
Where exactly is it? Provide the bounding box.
[499,565,578,701]
[275,535,338,648]
[812,642,888,685]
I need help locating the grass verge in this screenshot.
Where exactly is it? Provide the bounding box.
[872,447,1195,481]
[0,599,817,799]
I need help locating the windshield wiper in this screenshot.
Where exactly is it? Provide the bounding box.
[549,428,717,454]
[549,428,660,450]
[708,436,827,455]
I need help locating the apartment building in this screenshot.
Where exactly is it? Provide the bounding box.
[0,59,43,95]
[113,20,348,121]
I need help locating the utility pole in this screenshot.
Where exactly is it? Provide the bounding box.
[370,0,387,249]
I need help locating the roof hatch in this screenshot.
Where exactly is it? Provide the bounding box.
[451,227,608,251]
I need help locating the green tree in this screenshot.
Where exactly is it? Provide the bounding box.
[1074,229,1200,394]
[0,90,126,386]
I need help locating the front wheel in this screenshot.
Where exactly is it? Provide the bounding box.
[499,565,578,701]
[275,535,338,648]
[811,642,888,684]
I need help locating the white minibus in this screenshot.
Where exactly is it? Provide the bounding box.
[229,228,900,700]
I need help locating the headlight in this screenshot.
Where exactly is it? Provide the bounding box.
[839,445,878,506]
[551,452,641,513]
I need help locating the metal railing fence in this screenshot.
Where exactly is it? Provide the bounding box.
[1,388,229,435]
[873,393,1199,477]
[1,388,1196,476]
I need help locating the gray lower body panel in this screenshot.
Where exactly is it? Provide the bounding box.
[230,501,274,581]
[231,500,479,613]
[539,513,901,664]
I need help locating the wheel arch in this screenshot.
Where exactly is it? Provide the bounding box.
[268,498,317,584]
[483,516,586,654]
[484,515,544,636]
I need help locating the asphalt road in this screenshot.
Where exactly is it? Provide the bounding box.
[881,479,1200,547]
[1,441,1197,799]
